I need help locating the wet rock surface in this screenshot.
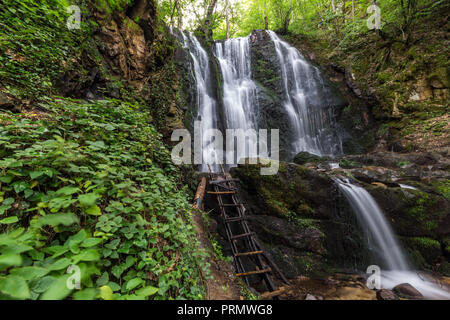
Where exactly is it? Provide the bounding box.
[230,150,450,279]
[230,162,370,279]
[393,283,424,299]
[376,289,399,300]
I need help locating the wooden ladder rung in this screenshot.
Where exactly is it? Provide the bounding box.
[236,268,272,277]
[220,203,243,207]
[260,287,286,299]
[210,179,240,185]
[224,216,247,222]
[231,232,254,240]
[207,191,236,195]
[216,186,237,192]
[234,250,263,257]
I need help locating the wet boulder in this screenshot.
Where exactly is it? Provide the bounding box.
[393,283,424,299]
[293,152,327,165]
[376,289,399,300]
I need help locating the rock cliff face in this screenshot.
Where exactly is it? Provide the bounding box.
[229,152,450,278]
[228,162,370,278]
[248,30,369,158]
[174,30,374,159]
[56,0,190,136]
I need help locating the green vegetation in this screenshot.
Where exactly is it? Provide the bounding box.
[0,0,448,301]
[403,237,442,269]
[0,98,208,300]
[0,0,86,99]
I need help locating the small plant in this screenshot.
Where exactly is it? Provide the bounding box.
[209,235,231,263]
[397,160,411,167]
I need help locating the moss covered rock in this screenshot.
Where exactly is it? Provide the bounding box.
[402,237,442,269]
[231,162,370,278]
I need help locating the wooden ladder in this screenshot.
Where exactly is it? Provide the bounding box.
[207,165,289,296]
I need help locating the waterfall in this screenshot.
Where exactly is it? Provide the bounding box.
[214,37,259,132]
[176,31,221,171]
[175,30,344,169]
[336,178,450,299]
[336,178,409,271]
[214,37,260,164]
[267,31,342,157]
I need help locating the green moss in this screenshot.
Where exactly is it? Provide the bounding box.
[377,72,390,84]
[266,199,290,217]
[434,180,450,200]
[296,203,315,218]
[403,237,442,268]
[294,253,330,278]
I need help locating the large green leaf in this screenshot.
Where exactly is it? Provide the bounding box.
[30,276,55,294]
[85,205,101,216]
[34,213,79,228]
[135,286,159,297]
[40,275,72,300]
[29,171,45,179]
[0,276,30,299]
[12,181,29,194]
[78,193,99,207]
[55,186,80,196]
[72,249,100,263]
[98,285,113,300]
[125,278,144,291]
[10,266,49,281]
[48,258,71,271]
[0,253,22,267]
[0,216,19,224]
[73,288,98,300]
[81,237,102,248]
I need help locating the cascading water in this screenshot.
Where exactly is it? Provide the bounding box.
[336,178,450,299]
[214,37,260,164]
[174,29,345,169]
[214,37,258,132]
[267,31,342,157]
[336,178,410,271]
[175,30,220,171]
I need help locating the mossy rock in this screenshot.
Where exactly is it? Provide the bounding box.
[428,67,450,88]
[366,186,449,238]
[437,262,450,277]
[231,161,371,275]
[402,237,442,268]
[293,151,326,165]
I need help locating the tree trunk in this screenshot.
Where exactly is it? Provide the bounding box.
[331,0,336,12]
[225,0,230,39]
[175,0,182,29]
[204,0,218,39]
[264,16,268,30]
[352,0,355,21]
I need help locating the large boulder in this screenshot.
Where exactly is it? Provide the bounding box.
[230,162,371,278]
[293,152,326,165]
[0,91,14,109]
[376,289,399,300]
[393,283,424,300]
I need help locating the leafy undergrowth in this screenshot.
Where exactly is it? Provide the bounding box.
[0,98,208,300]
[0,0,88,100]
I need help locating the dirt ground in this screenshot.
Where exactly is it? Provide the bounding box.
[191,209,243,300]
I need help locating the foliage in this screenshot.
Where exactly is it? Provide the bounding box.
[0,98,208,299]
[0,0,92,100]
